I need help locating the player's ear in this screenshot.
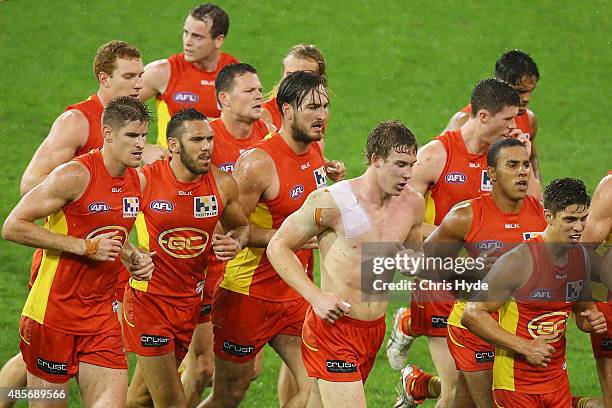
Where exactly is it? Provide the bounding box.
[218,91,230,108]
[371,153,382,167]
[544,208,554,225]
[167,137,180,154]
[214,35,225,49]
[98,70,111,89]
[102,124,113,143]
[477,109,490,124]
[282,103,293,122]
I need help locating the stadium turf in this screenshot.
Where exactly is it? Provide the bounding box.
[0,1,610,406]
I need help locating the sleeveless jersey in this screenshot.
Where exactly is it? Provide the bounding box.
[210,118,269,173]
[494,235,587,393]
[427,129,490,225]
[220,133,327,301]
[156,52,239,147]
[461,104,532,137]
[131,159,222,298]
[22,150,141,335]
[447,194,546,327]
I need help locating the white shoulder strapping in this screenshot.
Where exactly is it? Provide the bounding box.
[327,181,372,238]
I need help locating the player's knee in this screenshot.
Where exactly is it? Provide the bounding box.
[250,363,262,381]
[195,353,214,386]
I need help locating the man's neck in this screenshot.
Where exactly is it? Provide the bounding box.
[221,112,254,139]
[101,147,127,177]
[97,89,112,107]
[278,125,310,155]
[192,50,221,72]
[461,119,491,155]
[491,188,524,213]
[357,169,393,208]
[169,156,202,183]
[541,228,570,263]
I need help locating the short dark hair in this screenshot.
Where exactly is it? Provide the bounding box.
[216,63,258,102]
[190,4,230,38]
[365,120,417,165]
[167,108,208,141]
[93,40,141,81]
[102,96,150,129]
[470,78,520,117]
[543,178,591,215]
[486,138,526,167]
[276,71,327,118]
[495,50,540,86]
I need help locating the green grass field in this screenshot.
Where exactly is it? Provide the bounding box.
[1,0,610,406]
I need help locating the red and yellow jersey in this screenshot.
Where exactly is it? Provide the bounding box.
[461,103,533,136]
[448,194,546,327]
[494,235,587,393]
[65,94,104,156]
[156,53,239,147]
[210,118,269,173]
[22,149,141,335]
[427,129,490,226]
[132,158,222,298]
[220,133,326,301]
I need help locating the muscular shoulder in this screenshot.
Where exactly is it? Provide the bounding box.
[234,147,274,174]
[142,59,171,93]
[45,161,91,201]
[443,200,474,232]
[417,139,447,165]
[53,109,89,136]
[410,139,447,190]
[593,174,612,214]
[527,108,538,135]
[446,111,470,131]
[400,184,425,216]
[492,243,532,287]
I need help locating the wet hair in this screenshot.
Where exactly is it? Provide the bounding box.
[190,3,230,38]
[486,137,526,167]
[470,78,520,117]
[266,44,327,100]
[102,96,150,129]
[166,108,208,141]
[276,71,327,117]
[543,178,591,215]
[215,63,258,103]
[495,50,540,86]
[365,120,417,165]
[93,40,141,81]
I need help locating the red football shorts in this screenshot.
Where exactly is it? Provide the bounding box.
[199,256,225,324]
[447,324,495,371]
[212,288,308,363]
[19,316,126,383]
[410,281,455,337]
[301,306,386,383]
[493,386,571,408]
[115,266,130,304]
[591,301,612,359]
[122,286,199,361]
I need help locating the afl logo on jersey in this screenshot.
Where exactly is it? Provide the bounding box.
[445,172,467,184]
[88,202,111,213]
[289,184,305,200]
[173,92,199,103]
[150,200,175,213]
[218,162,235,172]
[85,225,129,244]
[476,240,503,251]
[158,227,210,259]
[527,311,568,343]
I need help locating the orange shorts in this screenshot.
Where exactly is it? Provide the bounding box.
[212,288,308,362]
[447,324,494,371]
[122,286,199,361]
[493,386,571,408]
[19,316,126,383]
[591,301,612,359]
[199,257,225,324]
[115,266,130,304]
[410,284,455,337]
[301,307,386,383]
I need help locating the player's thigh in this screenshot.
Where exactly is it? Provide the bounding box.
[596,357,612,399]
[270,333,309,386]
[190,321,214,358]
[136,352,185,406]
[76,362,127,408]
[317,379,366,408]
[26,372,69,408]
[306,379,323,408]
[0,351,27,389]
[211,355,255,395]
[428,336,458,398]
[463,369,493,408]
[126,363,152,408]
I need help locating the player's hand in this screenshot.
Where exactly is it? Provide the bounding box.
[212,231,242,261]
[507,129,532,158]
[141,144,168,164]
[126,250,156,281]
[300,236,318,250]
[393,241,423,276]
[312,291,351,324]
[324,160,346,182]
[580,309,607,334]
[84,232,122,261]
[523,333,556,367]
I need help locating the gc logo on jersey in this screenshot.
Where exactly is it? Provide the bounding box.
[566,280,584,302]
[313,166,327,189]
[173,92,199,103]
[123,197,139,218]
[194,195,218,218]
[85,225,129,244]
[481,170,493,192]
[158,227,209,259]
[527,311,568,343]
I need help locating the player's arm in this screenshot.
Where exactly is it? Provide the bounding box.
[462,246,556,367]
[573,253,608,334]
[232,148,277,247]
[444,110,469,132]
[20,110,89,195]
[212,170,250,260]
[138,59,170,102]
[527,109,541,180]
[267,189,350,323]
[3,162,121,261]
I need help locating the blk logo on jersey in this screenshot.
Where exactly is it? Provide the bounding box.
[289,184,305,200]
[445,171,467,184]
[326,360,357,373]
[141,334,170,348]
[123,197,139,218]
[566,280,584,302]
[88,201,111,214]
[150,200,175,213]
[481,170,493,191]
[313,166,327,189]
[504,223,520,229]
[36,358,68,376]
[173,92,199,103]
[194,195,218,218]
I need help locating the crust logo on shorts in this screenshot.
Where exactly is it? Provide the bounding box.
[37,357,67,376]
[527,311,568,343]
[602,338,612,351]
[326,360,357,373]
[475,351,495,363]
[141,334,170,347]
[200,303,212,317]
[431,315,448,329]
[158,227,209,259]
[194,195,218,218]
[222,340,255,357]
[85,225,129,244]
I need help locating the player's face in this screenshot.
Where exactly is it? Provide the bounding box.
[290,85,329,144]
[110,120,148,168]
[282,56,320,78]
[548,204,590,244]
[183,16,221,63]
[491,146,531,200]
[376,149,417,196]
[108,58,144,98]
[177,120,214,175]
[486,105,519,142]
[513,75,538,115]
[225,72,263,121]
